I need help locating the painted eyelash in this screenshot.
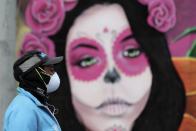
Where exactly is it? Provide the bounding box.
[95,30,117,44]
[73,56,97,68]
[127,47,142,52]
[123,48,143,58]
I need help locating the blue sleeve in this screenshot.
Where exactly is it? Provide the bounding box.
[4,108,38,131]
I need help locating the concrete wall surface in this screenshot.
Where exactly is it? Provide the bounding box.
[0,0,16,129]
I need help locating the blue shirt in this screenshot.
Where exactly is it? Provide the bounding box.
[3,87,61,131]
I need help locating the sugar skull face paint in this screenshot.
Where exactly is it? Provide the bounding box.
[68,38,107,81]
[66,4,152,131]
[113,28,149,76]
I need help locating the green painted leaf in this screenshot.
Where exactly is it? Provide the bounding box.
[174,27,196,41]
[187,40,196,57]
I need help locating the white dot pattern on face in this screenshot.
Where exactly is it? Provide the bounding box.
[76,31,89,38]
[111,30,118,41]
[95,29,117,45]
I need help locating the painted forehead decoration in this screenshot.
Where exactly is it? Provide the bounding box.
[21,0,176,56]
[95,27,117,44]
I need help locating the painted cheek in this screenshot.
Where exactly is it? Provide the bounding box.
[113,28,149,76]
[67,38,107,81]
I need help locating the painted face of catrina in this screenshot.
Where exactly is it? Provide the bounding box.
[66,4,153,131]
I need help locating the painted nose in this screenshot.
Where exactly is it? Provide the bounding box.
[104,68,120,84]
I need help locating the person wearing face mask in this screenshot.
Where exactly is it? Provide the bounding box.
[3,50,63,131]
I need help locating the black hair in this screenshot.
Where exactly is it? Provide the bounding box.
[50,0,186,130]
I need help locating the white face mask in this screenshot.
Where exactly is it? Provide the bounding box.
[46,72,60,93]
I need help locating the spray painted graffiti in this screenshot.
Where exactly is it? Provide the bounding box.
[16,0,195,130]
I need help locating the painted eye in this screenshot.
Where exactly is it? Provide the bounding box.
[77,56,97,68]
[123,48,141,58]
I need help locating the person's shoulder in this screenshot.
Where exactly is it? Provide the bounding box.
[7,94,37,111]
[4,94,39,121]
[3,96,39,130]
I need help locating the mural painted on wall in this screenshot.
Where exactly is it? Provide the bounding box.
[16,0,195,130]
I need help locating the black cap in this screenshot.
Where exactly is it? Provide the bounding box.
[13,50,63,81]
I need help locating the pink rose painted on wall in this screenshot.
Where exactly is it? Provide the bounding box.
[20,33,56,57]
[25,0,65,36]
[138,0,176,32]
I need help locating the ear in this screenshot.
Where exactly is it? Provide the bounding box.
[64,0,78,12]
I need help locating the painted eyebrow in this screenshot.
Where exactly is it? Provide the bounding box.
[121,34,134,43]
[72,43,98,51]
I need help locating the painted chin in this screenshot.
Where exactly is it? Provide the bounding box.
[96,98,132,117]
[105,125,127,131]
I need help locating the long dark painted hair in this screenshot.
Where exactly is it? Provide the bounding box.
[50,0,186,130]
